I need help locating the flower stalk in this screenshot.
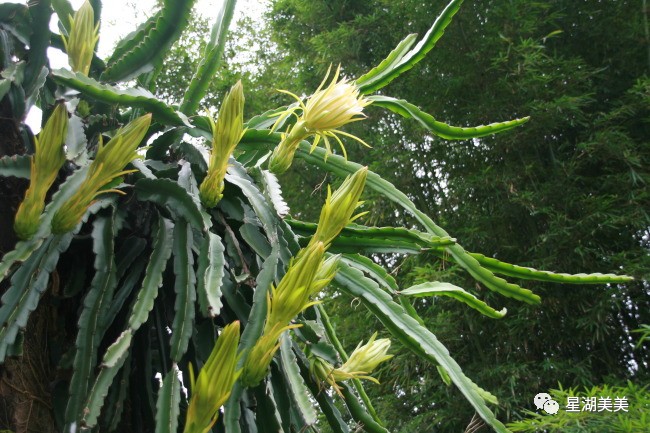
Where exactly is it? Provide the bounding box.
[51,114,151,234]
[14,103,69,239]
[199,81,245,208]
[62,0,99,76]
[269,65,371,174]
[184,321,241,433]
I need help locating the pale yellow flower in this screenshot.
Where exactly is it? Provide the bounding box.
[334,333,392,381]
[199,81,245,208]
[241,242,340,387]
[269,65,371,174]
[51,114,151,233]
[62,0,99,76]
[310,333,392,394]
[184,322,241,433]
[14,104,68,239]
[311,167,368,247]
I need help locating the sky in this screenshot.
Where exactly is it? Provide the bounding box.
[6,0,268,131]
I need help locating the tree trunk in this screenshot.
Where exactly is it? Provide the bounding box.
[0,99,58,432]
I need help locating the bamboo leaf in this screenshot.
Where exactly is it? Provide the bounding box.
[155,365,181,433]
[356,0,464,94]
[196,232,226,318]
[369,95,530,140]
[400,282,507,319]
[334,262,510,433]
[65,214,120,427]
[52,68,186,125]
[279,334,318,426]
[102,0,197,82]
[135,178,210,231]
[169,218,196,362]
[81,330,133,428]
[180,0,237,114]
[128,215,174,331]
[295,143,541,304]
[0,154,30,179]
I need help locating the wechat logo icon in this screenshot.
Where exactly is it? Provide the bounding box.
[534,392,559,415]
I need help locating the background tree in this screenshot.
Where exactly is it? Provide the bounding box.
[3,1,630,433]
[264,0,650,430]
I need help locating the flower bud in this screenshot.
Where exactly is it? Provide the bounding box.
[199,81,245,208]
[266,242,326,328]
[241,241,339,387]
[240,323,296,388]
[14,104,69,239]
[311,167,368,247]
[62,0,99,76]
[184,322,241,433]
[51,114,151,234]
[269,65,371,174]
[334,333,392,380]
[308,253,340,294]
[310,333,392,394]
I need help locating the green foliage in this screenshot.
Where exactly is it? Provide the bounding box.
[0,1,639,433]
[507,382,650,433]
[266,0,650,431]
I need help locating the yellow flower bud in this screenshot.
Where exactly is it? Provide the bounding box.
[14,103,69,239]
[240,323,297,388]
[184,322,241,433]
[266,241,326,328]
[308,253,340,294]
[269,65,371,174]
[241,241,341,387]
[51,114,151,234]
[199,81,245,208]
[310,333,392,394]
[62,0,99,76]
[334,333,392,381]
[311,167,368,247]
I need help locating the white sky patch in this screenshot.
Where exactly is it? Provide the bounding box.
[14,0,268,132]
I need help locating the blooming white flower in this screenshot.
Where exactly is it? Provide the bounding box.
[269,65,371,173]
[334,333,392,381]
[310,332,393,395]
